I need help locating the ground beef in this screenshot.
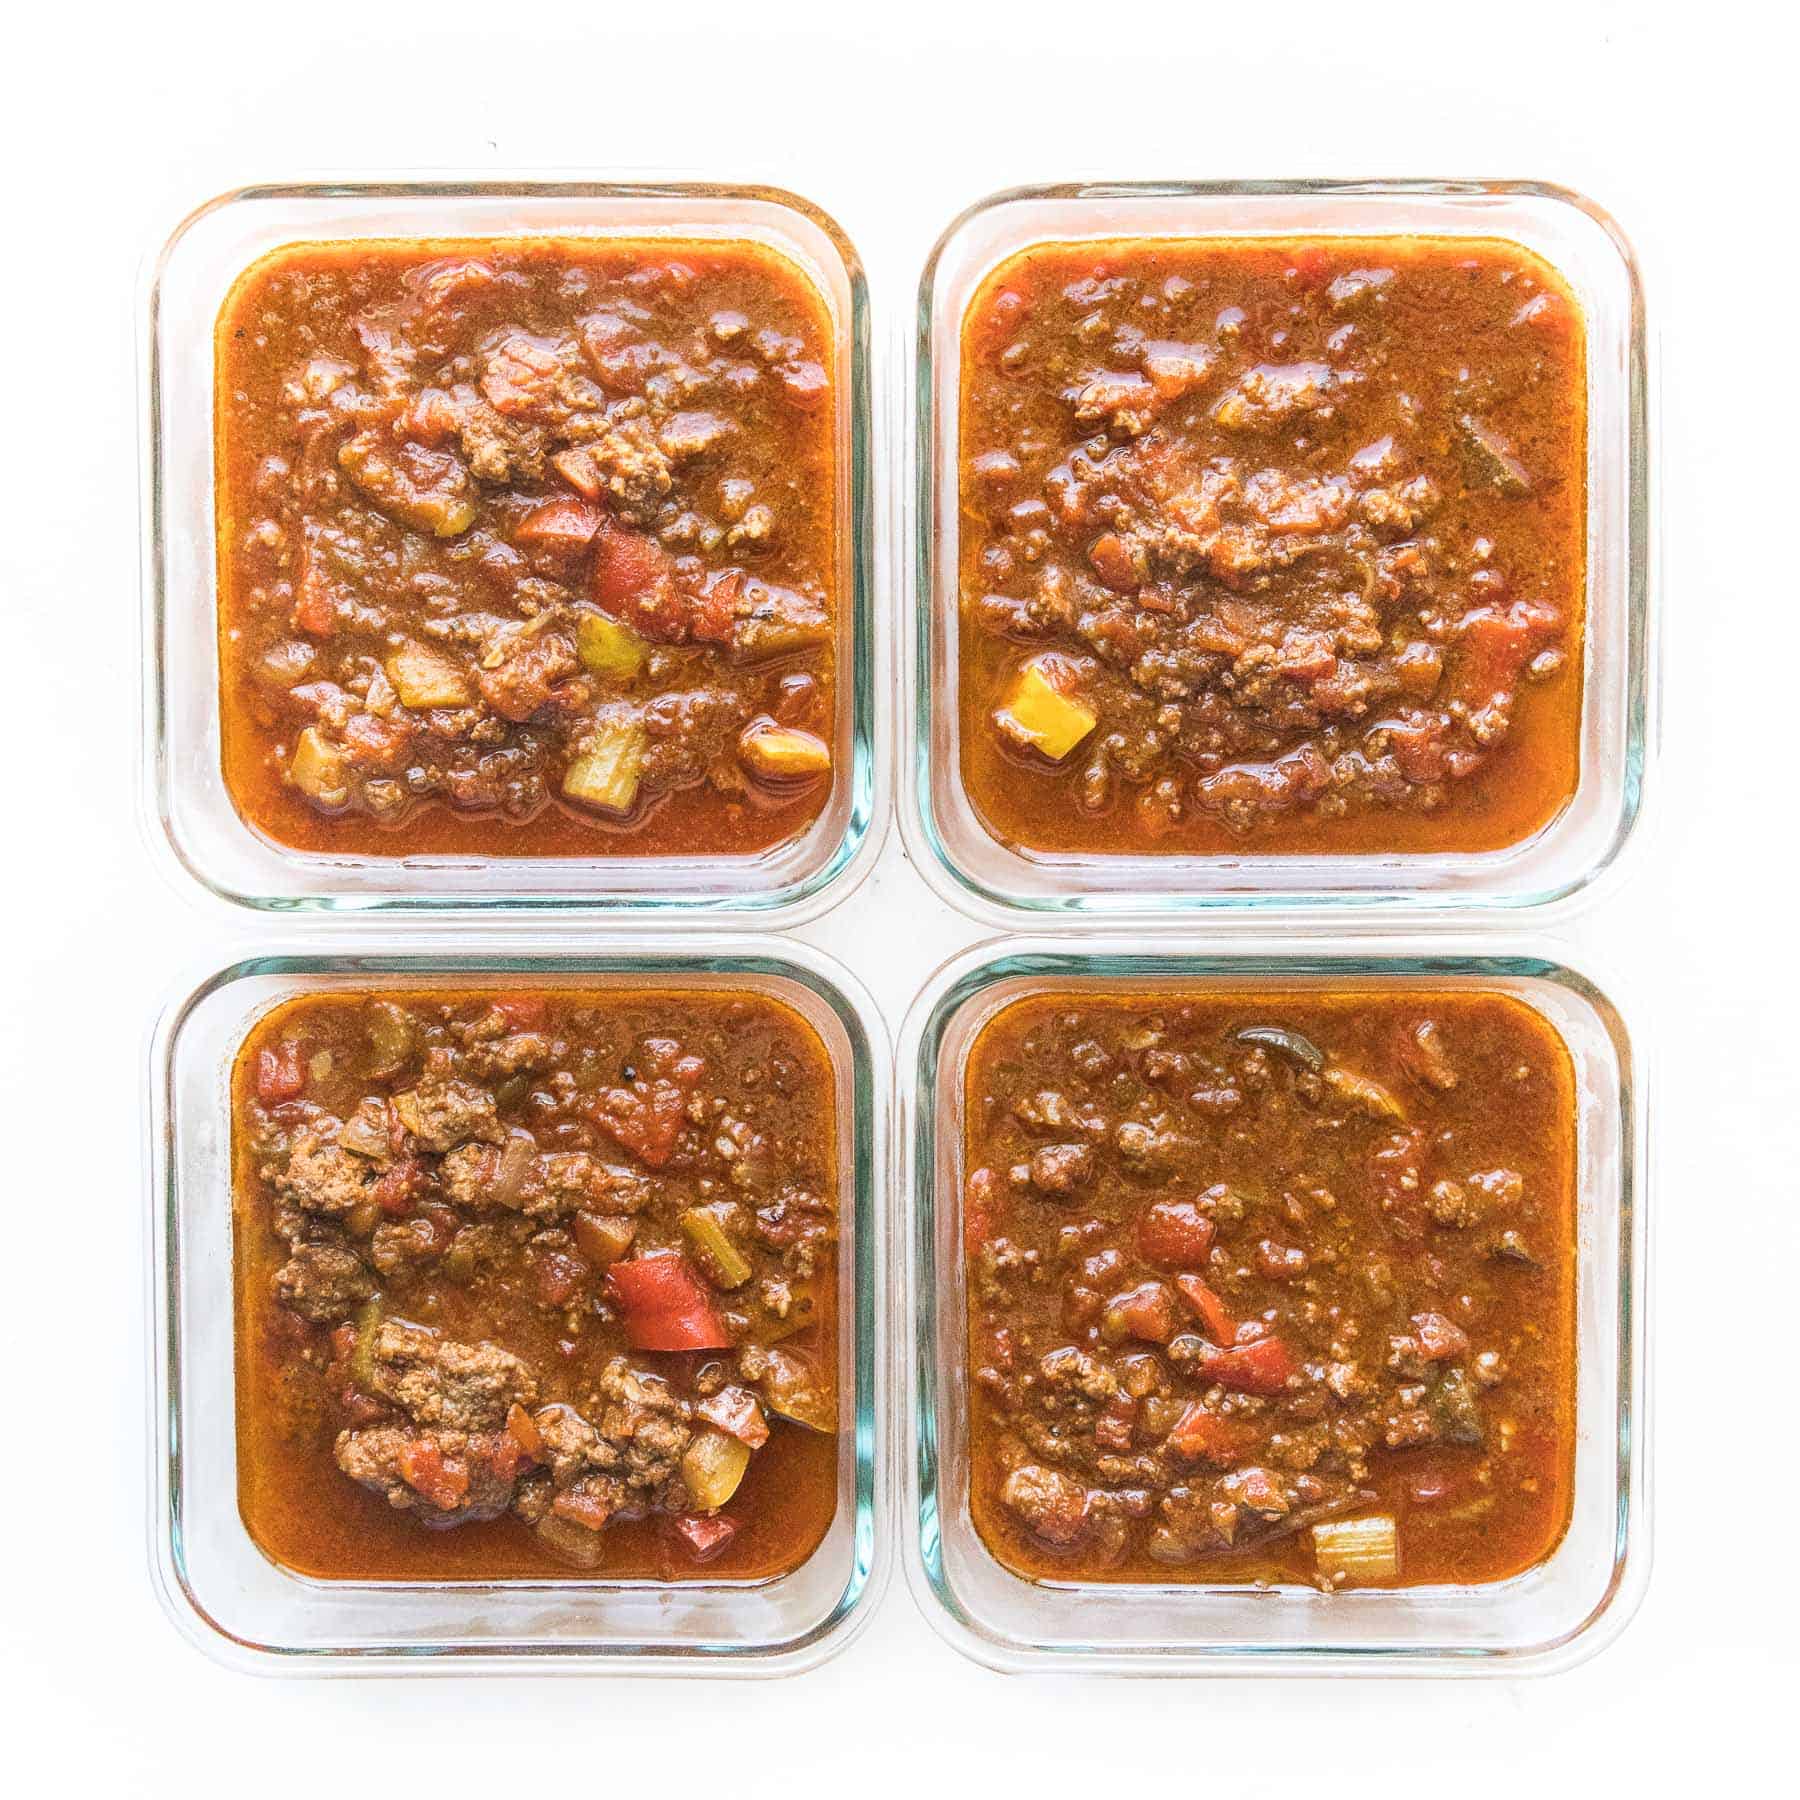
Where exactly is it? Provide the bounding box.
[394,1054,501,1152]
[367,1320,538,1432]
[272,1127,373,1217]
[272,1241,374,1322]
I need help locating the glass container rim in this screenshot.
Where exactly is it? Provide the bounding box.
[902,177,1655,927]
[146,933,893,1674]
[893,931,1651,1676]
[138,174,888,924]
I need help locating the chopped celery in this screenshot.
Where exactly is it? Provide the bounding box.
[681,1428,751,1511]
[386,642,471,709]
[680,1205,753,1289]
[1312,1515,1399,1583]
[995,658,1096,761]
[576,612,649,680]
[562,717,647,815]
[289,728,349,806]
[737,721,832,783]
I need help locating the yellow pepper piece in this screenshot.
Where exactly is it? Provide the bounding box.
[996,659,1096,761]
[738,720,832,782]
[289,727,349,806]
[680,1429,751,1511]
[576,612,648,680]
[385,642,471,709]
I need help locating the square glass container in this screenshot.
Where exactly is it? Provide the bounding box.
[904,181,1653,923]
[148,939,889,1673]
[143,180,882,920]
[897,937,1648,1674]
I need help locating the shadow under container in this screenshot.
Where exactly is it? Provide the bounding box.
[150,941,889,1674]
[898,938,1647,1674]
[906,181,1652,922]
[145,180,880,920]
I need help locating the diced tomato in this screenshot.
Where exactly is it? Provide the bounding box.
[1174,1272,1237,1343]
[1137,1199,1217,1268]
[606,1250,733,1351]
[343,711,413,769]
[255,1040,305,1104]
[1165,1401,1252,1466]
[696,1385,770,1448]
[372,1157,426,1218]
[1288,245,1333,287]
[1199,1336,1295,1396]
[515,497,602,553]
[1088,532,1141,595]
[590,525,676,622]
[990,287,1026,327]
[415,1203,460,1254]
[476,1431,523,1486]
[964,1166,1003,1254]
[1412,1312,1470,1360]
[529,1241,592,1307]
[672,1514,739,1561]
[492,994,548,1031]
[1106,1280,1179,1344]
[401,387,461,442]
[1450,600,1561,709]
[338,1388,389,1429]
[1256,1239,1310,1281]
[587,1078,687,1169]
[505,1402,544,1461]
[396,1440,469,1510]
[552,1485,614,1530]
[690,569,743,645]
[292,570,337,637]
[1388,714,1450,783]
[1094,1396,1137,1452]
[1370,1127,1430,1239]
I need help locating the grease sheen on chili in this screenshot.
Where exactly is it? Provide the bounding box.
[962,989,1576,1589]
[957,236,1587,856]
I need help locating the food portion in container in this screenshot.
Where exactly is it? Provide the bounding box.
[232,988,840,1581]
[960,989,1575,1589]
[956,237,1586,856]
[215,238,838,859]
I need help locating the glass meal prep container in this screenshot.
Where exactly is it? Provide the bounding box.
[143,180,882,920]
[897,938,1648,1675]
[903,181,1653,922]
[148,940,889,1674]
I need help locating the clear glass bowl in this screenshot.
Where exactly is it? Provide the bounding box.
[148,938,890,1673]
[896,936,1649,1674]
[142,180,883,920]
[903,181,1653,923]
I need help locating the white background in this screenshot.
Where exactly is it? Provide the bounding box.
[1,0,1789,1789]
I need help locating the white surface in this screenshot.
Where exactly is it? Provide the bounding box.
[0,0,1789,1787]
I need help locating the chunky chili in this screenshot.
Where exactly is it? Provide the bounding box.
[962,989,1576,1588]
[957,237,1586,855]
[233,988,839,1582]
[216,238,838,858]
